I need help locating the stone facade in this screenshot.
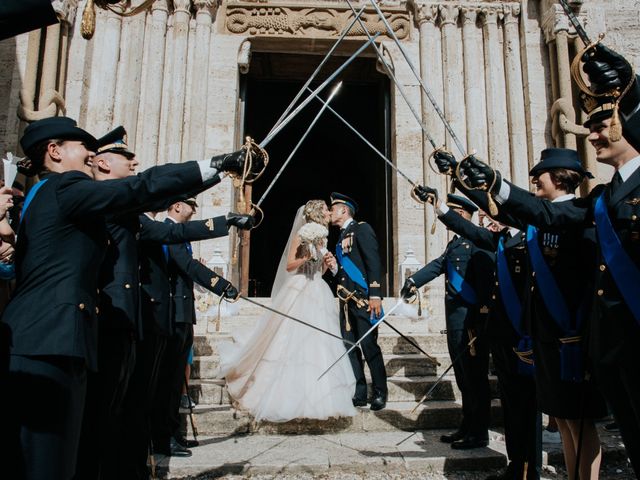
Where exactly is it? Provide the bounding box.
[0,0,639,333]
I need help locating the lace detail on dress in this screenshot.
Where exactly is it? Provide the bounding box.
[296,223,328,279]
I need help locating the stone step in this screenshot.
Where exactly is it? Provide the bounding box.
[192,353,447,380]
[193,333,450,358]
[183,400,504,435]
[153,425,629,479]
[188,375,500,405]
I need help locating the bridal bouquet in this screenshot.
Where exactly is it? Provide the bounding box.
[298,222,328,261]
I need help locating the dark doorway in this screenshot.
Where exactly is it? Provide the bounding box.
[241,51,392,297]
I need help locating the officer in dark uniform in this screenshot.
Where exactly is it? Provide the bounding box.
[122,208,250,478]
[152,198,239,456]
[0,116,262,480]
[74,127,250,479]
[450,94,640,475]
[328,192,387,411]
[0,0,58,41]
[415,185,540,479]
[401,194,492,450]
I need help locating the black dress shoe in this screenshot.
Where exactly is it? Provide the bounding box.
[370,394,386,411]
[352,397,367,407]
[175,436,199,448]
[451,435,489,450]
[440,430,465,443]
[168,437,192,457]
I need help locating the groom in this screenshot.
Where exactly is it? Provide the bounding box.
[326,192,388,411]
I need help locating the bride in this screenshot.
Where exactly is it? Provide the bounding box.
[218,199,356,422]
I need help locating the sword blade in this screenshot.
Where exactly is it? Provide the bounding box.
[256,82,342,208]
[381,319,440,365]
[239,295,356,346]
[342,0,440,151]
[267,5,368,135]
[317,300,404,381]
[410,335,477,414]
[363,0,467,157]
[259,34,380,149]
[307,86,417,187]
[557,0,591,45]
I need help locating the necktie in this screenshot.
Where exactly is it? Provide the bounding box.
[610,171,623,194]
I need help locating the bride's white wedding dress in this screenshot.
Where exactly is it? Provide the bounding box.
[217,213,356,422]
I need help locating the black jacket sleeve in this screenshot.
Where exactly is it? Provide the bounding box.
[0,0,57,41]
[139,214,229,244]
[499,180,594,229]
[410,251,446,289]
[57,162,204,220]
[439,210,498,251]
[168,242,230,296]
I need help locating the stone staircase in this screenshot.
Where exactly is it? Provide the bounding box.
[154,298,629,479]
[187,298,502,437]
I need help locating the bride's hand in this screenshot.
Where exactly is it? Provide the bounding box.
[323,252,336,270]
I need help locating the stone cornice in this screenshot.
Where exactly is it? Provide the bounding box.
[410,2,520,28]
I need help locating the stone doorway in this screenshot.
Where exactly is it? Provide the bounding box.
[239,51,393,297]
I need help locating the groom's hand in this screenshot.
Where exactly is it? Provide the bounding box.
[368,298,382,319]
[323,252,337,273]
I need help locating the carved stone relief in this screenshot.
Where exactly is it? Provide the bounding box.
[224,3,410,39]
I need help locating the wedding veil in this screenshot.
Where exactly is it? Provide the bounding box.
[270,205,306,298]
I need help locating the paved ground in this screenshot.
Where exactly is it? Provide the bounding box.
[156,425,633,480]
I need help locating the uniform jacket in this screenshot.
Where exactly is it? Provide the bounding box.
[0,0,57,41]
[410,233,493,331]
[335,220,383,299]
[497,177,640,364]
[2,161,206,370]
[166,219,231,326]
[138,214,228,337]
[439,210,527,345]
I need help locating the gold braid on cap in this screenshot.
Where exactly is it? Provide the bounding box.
[571,34,636,142]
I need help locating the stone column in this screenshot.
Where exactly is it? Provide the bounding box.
[85,6,123,135]
[414,1,446,331]
[135,0,169,169]
[439,4,466,154]
[480,6,511,178]
[460,6,487,159]
[162,0,192,163]
[113,4,148,145]
[187,1,216,161]
[503,3,529,187]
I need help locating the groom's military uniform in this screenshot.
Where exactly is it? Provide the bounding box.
[331,193,387,405]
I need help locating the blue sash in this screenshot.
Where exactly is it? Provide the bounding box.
[162,242,191,262]
[497,236,534,376]
[445,259,477,305]
[594,191,640,327]
[526,225,583,382]
[335,242,367,292]
[336,239,385,324]
[19,178,49,228]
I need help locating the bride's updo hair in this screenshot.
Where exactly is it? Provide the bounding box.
[303,199,327,226]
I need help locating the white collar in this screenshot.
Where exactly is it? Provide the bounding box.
[617,155,640,182]
[551,193,575,203]
[167,216,179,223]
[342,218,354,230]
[508,227,520,238]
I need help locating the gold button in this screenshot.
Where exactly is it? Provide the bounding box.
[495,281,499,286]
[96,289,100,294]
[125,284,131,289]
[633,215,638,221]
[150,298,155,302]
[597,289,604,296]
[600,264,606,271]
[456,257,460,261]
[492,295,496,300]
[79,303,85,310]
[95,307,99,314]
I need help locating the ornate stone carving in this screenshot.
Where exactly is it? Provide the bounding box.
[238,40,252,74]
[224,4,410,39]
[413,2,438,26]
[479,5,502,27]
[459,6,478,26]
[438,4,459,27]
[502,3,520,25]
[173,0,192,14]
